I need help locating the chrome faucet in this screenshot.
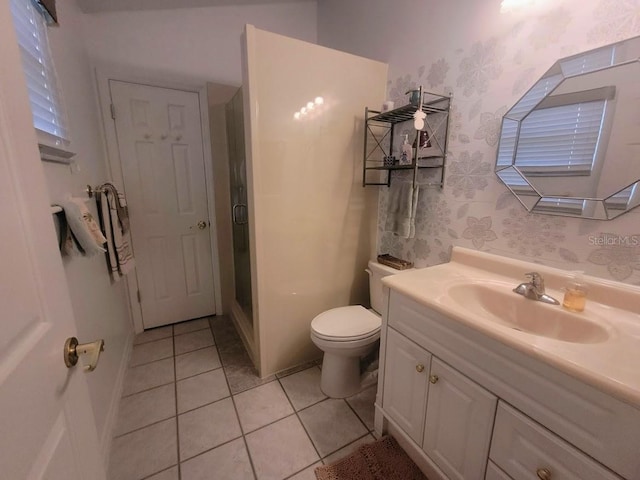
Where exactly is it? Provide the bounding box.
[513,272,560,305]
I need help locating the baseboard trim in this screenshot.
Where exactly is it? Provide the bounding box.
[229,303,258,371]
[99,330,134,470]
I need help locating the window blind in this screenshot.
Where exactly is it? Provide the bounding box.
[9,0,69,144]
[560,46,615,77]
[515,100,606,175]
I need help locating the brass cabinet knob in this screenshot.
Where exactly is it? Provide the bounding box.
[415,364,425,373]
[536,468,551,480]
[429,374,439,384]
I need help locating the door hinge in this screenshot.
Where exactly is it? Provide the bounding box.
[136,290,141,303]
[110,103,116,120]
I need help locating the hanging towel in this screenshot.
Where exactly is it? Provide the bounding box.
[385,182,419,239]
[97,186,135,281]
[100,182,130,233]
[60,197,107,256]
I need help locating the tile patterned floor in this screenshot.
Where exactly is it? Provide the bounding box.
[108,316,378,480]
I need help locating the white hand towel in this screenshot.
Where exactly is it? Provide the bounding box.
[60,197,107,256]
[385,182,419,239]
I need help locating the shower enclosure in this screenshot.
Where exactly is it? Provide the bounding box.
[226,89,253,323]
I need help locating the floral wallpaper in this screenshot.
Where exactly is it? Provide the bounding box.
[376,0,640,285]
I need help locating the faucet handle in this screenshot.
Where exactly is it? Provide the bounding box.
[525,272,544,290]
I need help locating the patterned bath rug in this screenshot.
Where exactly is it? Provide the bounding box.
[315,435,427,480]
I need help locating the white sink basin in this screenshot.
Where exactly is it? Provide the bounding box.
[447,283,610,344]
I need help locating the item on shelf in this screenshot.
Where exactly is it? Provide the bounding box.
[400,134,412,165]
[377,254,414,270]
[384,155,396,167]
[406,89,420,105]
[382,101,395,112]
[414,130,431,150]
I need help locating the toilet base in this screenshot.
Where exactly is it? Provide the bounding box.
[320,352,362,398]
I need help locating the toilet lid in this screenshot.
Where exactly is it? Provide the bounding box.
[311,305,381,341]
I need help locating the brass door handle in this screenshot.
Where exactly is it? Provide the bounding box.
[64,337,105,372]
[429,374,439,384]
[415,364,424,373]
[190,220,208,230]
[536,468,551,480]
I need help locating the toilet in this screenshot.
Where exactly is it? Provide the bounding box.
[310,261,406,398]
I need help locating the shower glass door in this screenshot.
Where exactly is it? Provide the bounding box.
[226,89,253,322]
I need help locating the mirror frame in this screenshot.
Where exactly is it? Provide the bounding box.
[495,36,640,220]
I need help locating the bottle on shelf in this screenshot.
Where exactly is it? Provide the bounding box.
[400,134,412,165]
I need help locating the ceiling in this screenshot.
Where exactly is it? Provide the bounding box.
[77,0,314,14]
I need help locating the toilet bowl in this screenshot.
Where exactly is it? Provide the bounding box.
[310,261,408,398]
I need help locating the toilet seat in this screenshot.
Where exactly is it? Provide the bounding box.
[311,305,381,342]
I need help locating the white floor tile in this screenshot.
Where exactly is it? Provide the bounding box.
[234,381,294,433]
[108,418,177,480]
[279,366,326,411]
[346,385,376,431]
[322,434,375,464]
[122,358,175,397]
[133,325,173,345]
[145,466,179,480]
[178,397,242,460]
[245,416,319,480]
[181,437,255,480]
[298,399,368,457]
[130,337,174,367]
[175,346,221,380]
[174,329,215,355]
[287,462,322,480]
[114,383,175,437]
[173,318,211,336]
[177,369,229,413]
[113,321,387,480]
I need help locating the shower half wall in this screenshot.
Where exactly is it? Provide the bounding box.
[242,25,388,377]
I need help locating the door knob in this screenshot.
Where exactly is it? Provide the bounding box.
[64,337,105,372]
[415,364,425,373]
[190,220,208,230]
[429,374,439,384]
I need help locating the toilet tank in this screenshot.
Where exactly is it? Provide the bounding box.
[367,261,409,314]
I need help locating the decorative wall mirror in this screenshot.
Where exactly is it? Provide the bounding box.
[495,36,640,220]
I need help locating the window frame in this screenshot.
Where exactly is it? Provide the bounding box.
[10,0,75,163]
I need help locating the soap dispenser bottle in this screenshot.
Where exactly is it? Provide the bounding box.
[562,271,588,312]
[400,134,412,165]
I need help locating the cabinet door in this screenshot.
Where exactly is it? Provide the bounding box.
[486,462,513,480]
[383,328,432,444]
[490,403,623,480]
[423,358,497,480]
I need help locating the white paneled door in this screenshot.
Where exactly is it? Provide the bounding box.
[110,81,216,328]
[0,3,104,479]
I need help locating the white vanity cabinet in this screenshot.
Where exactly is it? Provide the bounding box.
[383,327,497,479]
[376,289,638,480]
[383,328,431,444]
[423,357,497,480]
